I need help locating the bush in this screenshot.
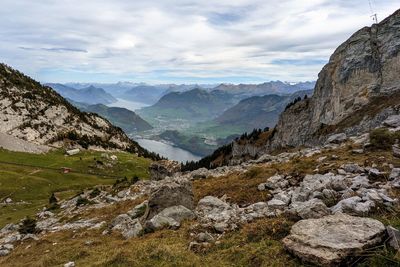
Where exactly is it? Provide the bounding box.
[76,196,91,206]
[369,128,400,150]
[19,217,39,235]
[89,188,101,198]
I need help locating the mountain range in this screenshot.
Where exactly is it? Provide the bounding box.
[69,100,153,134]
[46,83,117,105]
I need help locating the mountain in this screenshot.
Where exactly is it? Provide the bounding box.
[213,81,315,100]
[121,85,167,105]
[215,90,312,132]
[46,83,117,105]
[72,101,153,133]
[138,88,236,123]
[188,8,400,168]
[0,63,157,158]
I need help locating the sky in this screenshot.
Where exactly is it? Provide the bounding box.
[0,0,398,84]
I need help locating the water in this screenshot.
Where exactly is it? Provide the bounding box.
[136,138,202,162]
[107,98,149,111]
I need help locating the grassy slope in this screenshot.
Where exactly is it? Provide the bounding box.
[1,142,399,266]
[0,149,151,227]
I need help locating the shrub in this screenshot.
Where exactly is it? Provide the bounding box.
[369,128,399,150]
[76,196,91,206]
[19,217,39,235]
[89,188,101,198]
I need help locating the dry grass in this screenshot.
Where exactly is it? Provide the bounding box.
[0,218,303,267]
[193,167,273,205]
[1,142,400,266]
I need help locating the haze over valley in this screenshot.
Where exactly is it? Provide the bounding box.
[1,1,400,267]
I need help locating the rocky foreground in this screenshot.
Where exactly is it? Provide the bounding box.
[1,121,400,266]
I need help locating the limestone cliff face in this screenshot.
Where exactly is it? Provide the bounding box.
[269,9,400,150]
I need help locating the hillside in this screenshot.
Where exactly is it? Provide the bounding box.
[138,88,236,123]
[46,83,117,105]
[214,81,315,99]
[72,102,153,133]
[215,90,312,132]
[0,63,156,158]
[122,85,167,105]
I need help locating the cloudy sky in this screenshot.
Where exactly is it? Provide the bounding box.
[0,0,398,84]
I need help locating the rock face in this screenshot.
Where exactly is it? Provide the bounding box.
[149,160,181,181]
[269,10,400,150]
[283,214,386,266]
[146,177,194,220]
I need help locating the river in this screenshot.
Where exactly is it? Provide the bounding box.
[136,138,202,162]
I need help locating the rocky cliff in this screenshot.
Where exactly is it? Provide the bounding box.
[269,9,400,150]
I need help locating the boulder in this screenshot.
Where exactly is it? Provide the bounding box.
[383,115,400,128]
[146,177,194,220]
[110,214,143,239]
[282,214,386,266]
[386,226,400,251]
[127,201,148,219]
[326,133,347,144]
[342,163,364,174]
[393,145,400,158]
[290,199,330,219]
[265,175,288,190]
[331,196,375,216]
[146,205,196,231]
[389,168,400,180]
[149,160,181,181]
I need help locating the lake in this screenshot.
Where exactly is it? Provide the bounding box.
[107,98,149,111]
[136,138,202,162]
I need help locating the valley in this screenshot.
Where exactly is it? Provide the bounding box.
[1,3,400,267]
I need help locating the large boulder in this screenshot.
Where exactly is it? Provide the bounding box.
[282,214,386,266]
[289,199,330,219]
[110,214,143,239]
[145,205,196,231]
[146,177,194,220]
[149,160,181,181]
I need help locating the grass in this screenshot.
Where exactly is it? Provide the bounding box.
[0,148,151,227]
[0,218,304,267]
[1,141,400,266]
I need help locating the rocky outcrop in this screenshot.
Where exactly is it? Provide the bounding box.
[146,177,194,220]
[283,214,386,266]
[268,9,400,150]
[0,63,148,155]
[149,160,181,180]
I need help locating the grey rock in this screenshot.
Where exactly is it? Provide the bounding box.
[267,199,287,210]
[352,149,364,154]
[214,222,229,233]
[127,201,148,219]
[0,249,10,256]
[146,214,180,231]
[331,196,375,216]
[383,115,400,128]
[282,214,386,266]
[64,262,75,267]
[393,145,400,158]
[326,133,347,144]
[389,168,400,180]
[265,175,288,190]
[368,168,384,178]
[149,160,181,181]
[386,226,400,251]
[197,196,229,210]
[290,199,330,219]
[392,177,400,188]
[342,164,364,174]
[196,232,214,243]
[350,175,370,190]
[155,205,196,224]
[110,214,143,239]
[147,177,194,220]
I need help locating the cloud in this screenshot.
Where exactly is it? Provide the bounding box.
[0,0,398,83]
